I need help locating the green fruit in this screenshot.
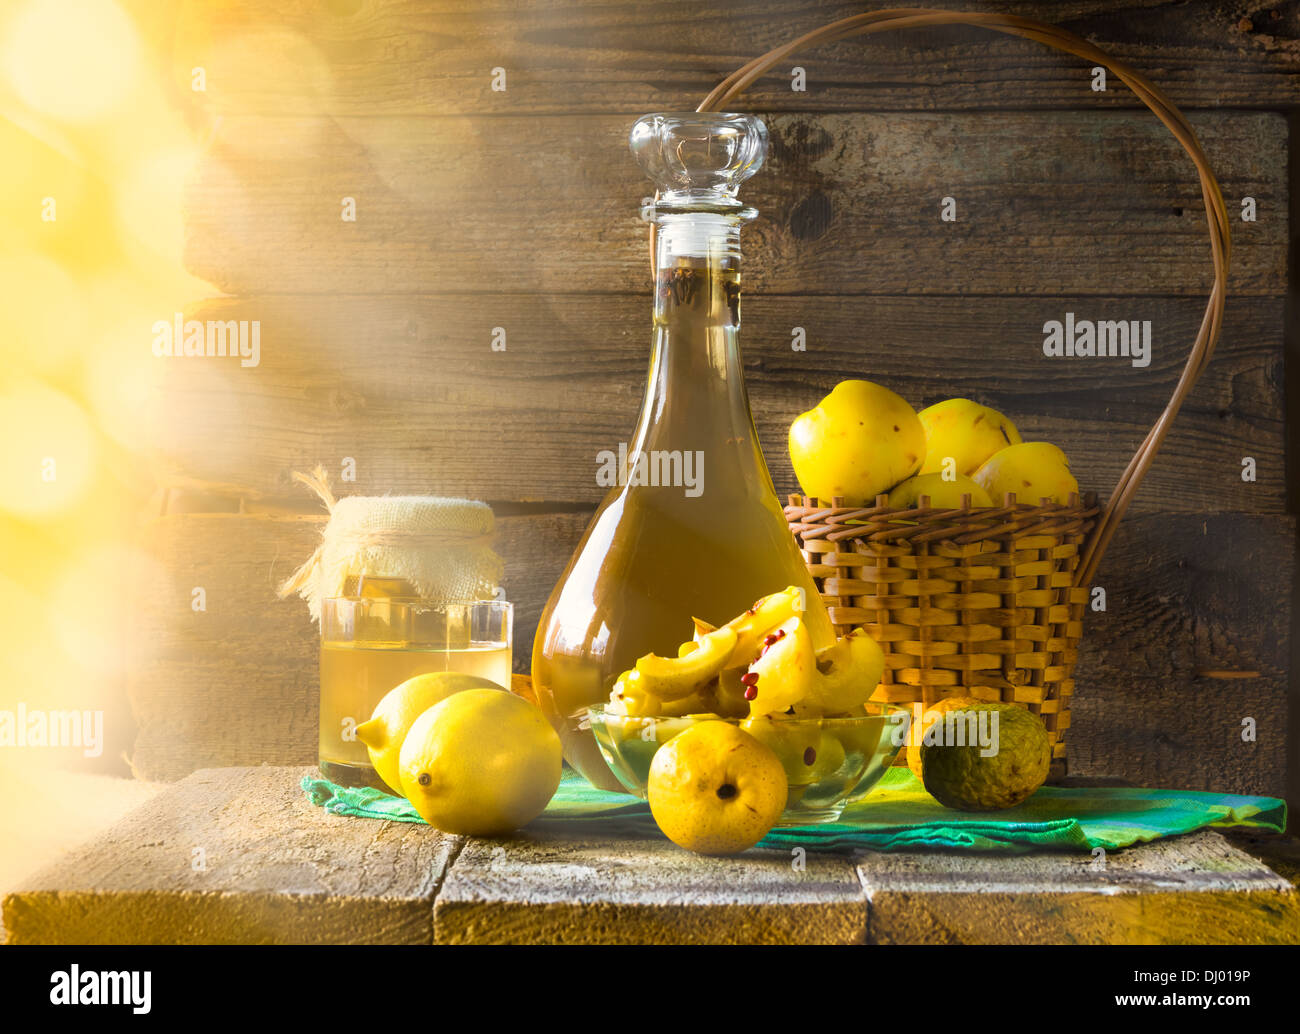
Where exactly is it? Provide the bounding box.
[919,703,1050,811]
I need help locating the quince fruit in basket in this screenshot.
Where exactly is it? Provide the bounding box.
[786,381,1079,512]
[917,398,1021,477]
[887,471,992,509]
[972,441,1079,505]
[788,379,925,504]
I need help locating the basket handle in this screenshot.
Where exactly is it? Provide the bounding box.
[660,8,1231,587]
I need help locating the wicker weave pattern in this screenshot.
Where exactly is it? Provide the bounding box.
[788,493,1099,777]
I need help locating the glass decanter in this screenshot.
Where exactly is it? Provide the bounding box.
[532,112,835,790]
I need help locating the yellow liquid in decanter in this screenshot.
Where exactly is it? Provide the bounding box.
[532,251,833,790]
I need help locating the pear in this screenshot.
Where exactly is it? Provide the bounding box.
[607,670,664,716]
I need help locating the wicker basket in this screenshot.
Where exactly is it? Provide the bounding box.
[787,492,1100,778]
[685,10,1230,777]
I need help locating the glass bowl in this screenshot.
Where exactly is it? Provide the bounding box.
[586,704,910,825]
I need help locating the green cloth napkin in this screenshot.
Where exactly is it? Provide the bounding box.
[302,768,1286,854]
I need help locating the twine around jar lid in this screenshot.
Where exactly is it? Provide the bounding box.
[277,466,503,623]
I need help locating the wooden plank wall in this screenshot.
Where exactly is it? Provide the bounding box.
[137,0,1297,800]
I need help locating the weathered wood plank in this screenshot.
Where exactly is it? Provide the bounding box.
[435,828,868,944]
[0,767,459,945]
[172,0,1300,114]
[127,511,590,780]
[1070,512,1293,798]
[11,767,1290,945]
[0,771,166,944]
[183,111,1285,296]
[150,294,1286,512]
[859,830,1300,944]
[128,511,1291,796]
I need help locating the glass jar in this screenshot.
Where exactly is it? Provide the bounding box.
[532,112,834,791]
[319,591,512,789]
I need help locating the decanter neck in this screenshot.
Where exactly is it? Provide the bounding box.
[634,211,760,469]
[652,213,742,329]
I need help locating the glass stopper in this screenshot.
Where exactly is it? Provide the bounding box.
[629,112,768,213]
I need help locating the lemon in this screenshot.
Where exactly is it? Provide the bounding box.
[919,702,1050,811]
[355,672,504,794]
[399,688,562,836]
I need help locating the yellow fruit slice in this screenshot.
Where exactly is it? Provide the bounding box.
[809,629,886,714]
[634,625,737,700]
[746,616,817,716]
[710,586,806,668]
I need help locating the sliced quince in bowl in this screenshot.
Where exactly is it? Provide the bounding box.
[588,705,908,824]
[806,628,886,714]
[745,615,818,716]
[701,585,807,668]
[739,714,822,785]
[631,625,737,700]
[589,589,901,822]
[744,620,885,719]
